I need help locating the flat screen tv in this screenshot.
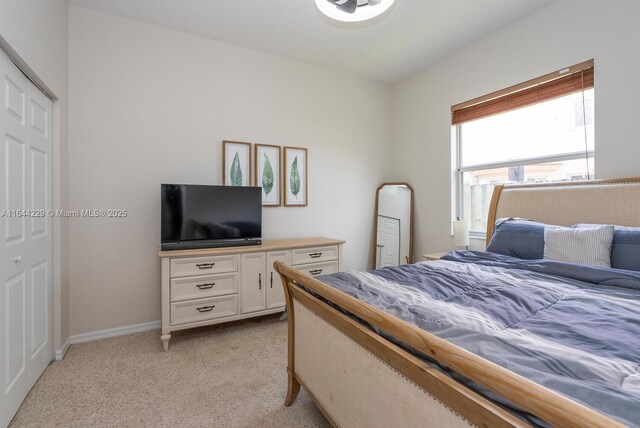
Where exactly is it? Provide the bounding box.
[161,184,262,251]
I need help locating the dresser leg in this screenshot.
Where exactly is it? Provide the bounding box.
[161,333,171,352]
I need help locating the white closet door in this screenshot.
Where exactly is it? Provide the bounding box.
[0,49,53,428]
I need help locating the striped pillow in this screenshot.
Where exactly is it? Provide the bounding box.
[543,225,614,268]
[574,224,640,271]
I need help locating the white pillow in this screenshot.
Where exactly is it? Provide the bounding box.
[543,225,614,268]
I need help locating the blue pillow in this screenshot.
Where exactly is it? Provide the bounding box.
[487,218,545,260]
[574,224,640,272]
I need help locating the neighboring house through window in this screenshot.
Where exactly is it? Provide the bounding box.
[452,60,595,237]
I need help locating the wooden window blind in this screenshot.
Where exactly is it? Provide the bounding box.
[452,60,594,125]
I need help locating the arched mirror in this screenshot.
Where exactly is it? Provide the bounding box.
[374,182,414,269]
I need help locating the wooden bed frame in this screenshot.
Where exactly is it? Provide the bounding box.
[274,177,640,428]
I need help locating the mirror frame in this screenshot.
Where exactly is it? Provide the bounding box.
[373,182,414,269]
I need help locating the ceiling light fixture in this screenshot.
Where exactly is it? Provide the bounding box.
[314,0,396,23]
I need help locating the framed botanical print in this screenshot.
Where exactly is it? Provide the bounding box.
[255,144,281,207]
[284,146,307,207]
[222,141,252,186]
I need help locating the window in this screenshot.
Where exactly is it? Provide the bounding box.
[453,61,595,236]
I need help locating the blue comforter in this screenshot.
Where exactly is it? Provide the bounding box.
[317,251,640,427]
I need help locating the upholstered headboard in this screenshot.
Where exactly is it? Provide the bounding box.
[486,177,640,245]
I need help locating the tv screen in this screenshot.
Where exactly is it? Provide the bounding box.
[161,184,261,250]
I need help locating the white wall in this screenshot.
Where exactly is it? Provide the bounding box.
[68,6,392,335]
[0,0,69,352]
[0,0,68,93]
[393,0,640,257]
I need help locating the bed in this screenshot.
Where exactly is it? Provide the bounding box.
[274,177,640,428]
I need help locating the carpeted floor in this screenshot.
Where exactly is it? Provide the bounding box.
[10,316,329,428]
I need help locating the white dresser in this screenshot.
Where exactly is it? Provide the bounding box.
[159,237,344,350]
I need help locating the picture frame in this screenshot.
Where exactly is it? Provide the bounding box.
[254,144,282,207]
[284,146,308,207]
[222,141,252,186]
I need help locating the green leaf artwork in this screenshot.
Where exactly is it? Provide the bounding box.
[290,156,300,198]
[230,152,243,186]
[262,153,274,195]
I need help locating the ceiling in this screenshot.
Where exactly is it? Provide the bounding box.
[70,0,557,84]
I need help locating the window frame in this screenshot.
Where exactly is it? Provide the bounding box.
[454,129,595,238]
[452,61,595,238]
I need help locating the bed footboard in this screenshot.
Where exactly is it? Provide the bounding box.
[274,262,623,428]
[293,298,477,427]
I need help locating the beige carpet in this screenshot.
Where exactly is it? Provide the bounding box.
[10,316,329,428]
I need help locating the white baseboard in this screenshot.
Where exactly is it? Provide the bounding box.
[54,337,71,361]
[54,321,161,360]
[57,320,161,355]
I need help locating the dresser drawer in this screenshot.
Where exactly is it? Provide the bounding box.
[171,295,238,326]
[291,246,339,266]
[171,255,238,278]
[295,260,339,278]
[171,273,238,302]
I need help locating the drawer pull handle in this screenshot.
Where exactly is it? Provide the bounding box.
[196,305,215,313]
[270,272,273,288]
[197,283,215,290]
[309,252,323,258]
[259,273,262,290]
[309,269,323,275]
[196,262,215,269]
